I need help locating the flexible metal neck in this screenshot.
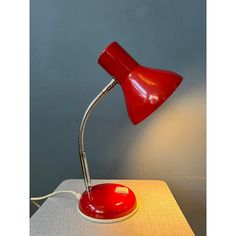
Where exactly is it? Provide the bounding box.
[78,79,118,191]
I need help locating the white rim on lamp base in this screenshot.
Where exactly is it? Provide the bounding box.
[77,203,138,224]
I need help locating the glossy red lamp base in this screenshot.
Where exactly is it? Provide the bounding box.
[78,183,138,223]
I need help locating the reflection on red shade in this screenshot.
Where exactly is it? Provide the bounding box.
[98,42,183,125]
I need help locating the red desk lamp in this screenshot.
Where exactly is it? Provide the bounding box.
[78,42,183,223]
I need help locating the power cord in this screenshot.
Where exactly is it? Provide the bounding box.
[31,190,81,208]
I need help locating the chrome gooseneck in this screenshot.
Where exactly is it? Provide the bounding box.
[78,79,118,191]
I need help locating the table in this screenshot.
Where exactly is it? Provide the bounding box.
[30,179,195,236]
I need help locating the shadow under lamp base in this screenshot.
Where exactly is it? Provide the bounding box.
[78,183,138,223]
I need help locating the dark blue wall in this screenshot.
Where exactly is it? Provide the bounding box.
[30,1,206,234]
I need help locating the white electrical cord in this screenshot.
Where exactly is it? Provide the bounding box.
[31,190,81,208]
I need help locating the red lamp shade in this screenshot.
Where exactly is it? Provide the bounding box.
[98,42,183,125]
